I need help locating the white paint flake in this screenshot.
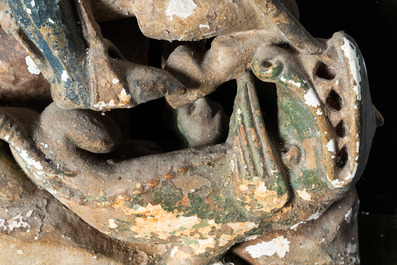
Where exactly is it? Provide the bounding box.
[112,78,119,84]
[0,219,7,230]
[199,24,210,29]
[291,211,323,230]
[93,102,107,111]
[344,162,358,182]
[19,149,43,171]
[61,70,69,82]
[170,246,178,258]
[316,108,323,115]
[245,236,290,259]
[290,221,305,230]
[327,139,335,153]
[345,208,352,223]
[230,159,235,170]
[108,219,118,229]
[304,88,321,107]
[26,210,34,218]
[296,189,312,201]
[2,213,31,231]
[341,38,362,101]
[346,242,357,254]
[26,8,32,14]
[307,212,322,221]
[244,235,259,242]
[25,56,40,75]
[31,0,35,7]
[166,0,197,20]
[3,135,10,142]
[119,88,131,102]
[48,18,55,24]
[280,76,303,88]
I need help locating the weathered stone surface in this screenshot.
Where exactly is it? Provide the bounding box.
[0,27,51,110]
[0,0,382,264]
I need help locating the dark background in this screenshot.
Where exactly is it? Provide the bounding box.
[295,0,396,263]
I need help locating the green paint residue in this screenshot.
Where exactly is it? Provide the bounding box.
[85,196,107,202]
[192,219,209,229]
[182,237,199,245]
[131,203,140,210]
[154,182,183,212]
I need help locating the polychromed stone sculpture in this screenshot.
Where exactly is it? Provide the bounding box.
[0,0,383,264]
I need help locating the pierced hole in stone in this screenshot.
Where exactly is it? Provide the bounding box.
[315,62,336,80]
[252,74,281,146]
[335,120,347,137]
[326,89,343,111]
[100,17,149,64]
[335,145,348,168]
[261,61,273,70]
[207,79,237,117]
[108,48,122,59]
[205,37,215,50]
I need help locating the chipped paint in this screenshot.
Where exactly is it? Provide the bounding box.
[26,210,33,218]
[346,242,357,254]
[238,177,288,213]
[19,149,43,170]
[331,161,358,187]
[244,235,259,241]
[290,211,323,230]
[296,188,312,201]
[0,219,7,230]
[245,236,290,259]
[93,100,116,111]
[118,88,131,103]
[304,88,321,107]
[280,76,303,88]
[307,211,322,221]
[199,24,210,29]
[112,200,257,254]
[112,78,119,84]
[61,70,69,82]
[170,246,178,258]
[108,219,118,229]
[326,139,335,153]
[341,38,362,100]
[166,0,197,20]
[289,221,305,230]
[48,18,55,24]
[25,56,40,75]
[0,213,30,232]
[344,208,352,223]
